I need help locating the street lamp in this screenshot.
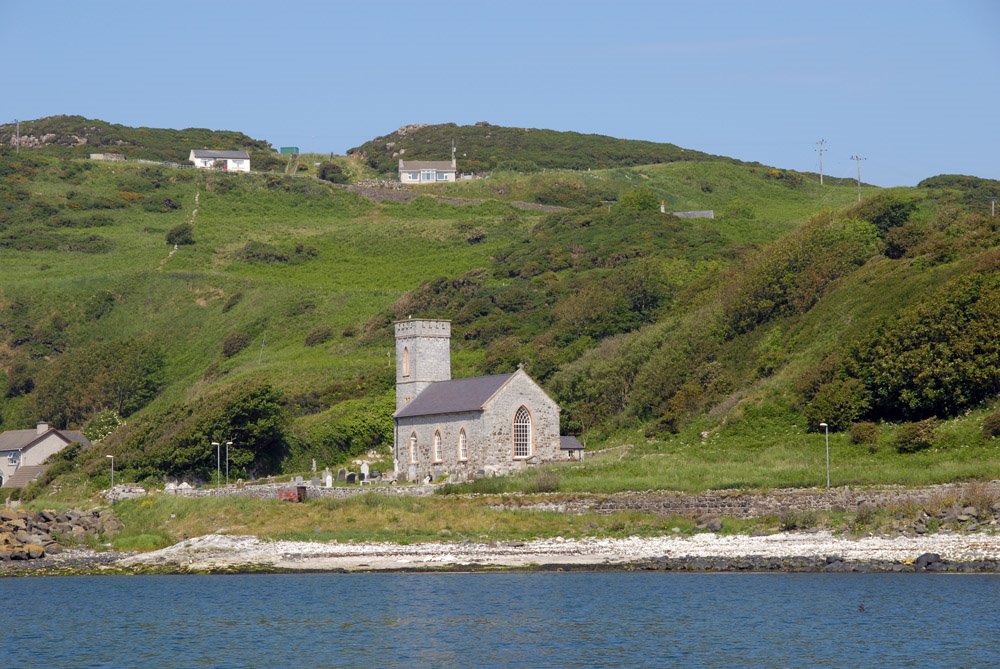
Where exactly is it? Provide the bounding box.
[225,441,233,486]
[212,442,221,489]
[106,455,115,489]
[819,423,830,488]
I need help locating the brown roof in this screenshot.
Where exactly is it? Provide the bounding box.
[0,428,90,453]
[398,160,455,171]
[395,373,515,419]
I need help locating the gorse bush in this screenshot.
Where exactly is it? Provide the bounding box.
[166,222,194,245]
[982,407,1000,438]
[222,332,251,358]
[894,418,939,454]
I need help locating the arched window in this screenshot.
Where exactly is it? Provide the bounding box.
[402,347,410,377]
[458,429,468,461]
[433,431,443,462]
[408,433,417,464]
[513,406,532,458]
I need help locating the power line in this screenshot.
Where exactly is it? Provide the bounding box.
[815,139,826,185]
[850,154,866,202]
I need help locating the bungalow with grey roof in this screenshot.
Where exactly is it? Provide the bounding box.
[189,149,251,172]
[0,422,91,488]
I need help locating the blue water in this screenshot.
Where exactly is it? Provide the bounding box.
[3,573,998,667]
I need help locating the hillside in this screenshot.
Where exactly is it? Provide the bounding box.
[1,119,998,500]
[0,115,274,164]
[348,122,723,174]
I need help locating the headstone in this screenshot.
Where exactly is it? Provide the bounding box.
[346,472,356,484]
[310,477,321,487]
[337,468,347,482]
[164,482,177,495]
[294,475,304,485]
[311,458,317,474]
[325,473,333,488]
[360,462,370,478]
[359,472,366,482]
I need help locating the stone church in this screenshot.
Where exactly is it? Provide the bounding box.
[392,319,580,482]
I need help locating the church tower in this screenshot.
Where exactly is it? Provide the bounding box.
[394,319,451,412]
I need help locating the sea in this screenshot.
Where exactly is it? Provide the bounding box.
[4,572,998,667]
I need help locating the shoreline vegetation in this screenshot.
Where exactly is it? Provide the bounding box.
[4,481,999,576]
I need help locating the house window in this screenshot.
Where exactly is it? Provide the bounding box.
[408,171,420,181]
[458,429,468,461]
[409,433,417,464]
[421,170,435,181]
[437,172,450,181]
[433,431,443,462]
[513,406,532,458]
[7,452,19,466]
[402,347,410,377]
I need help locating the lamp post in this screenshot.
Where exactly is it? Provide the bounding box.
[212,442,221,489]
[225,441,233,486]
[819,423,830,488]
[106,455,115,489]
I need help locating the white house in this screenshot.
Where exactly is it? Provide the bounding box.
[0,422,90,488]
[392,319,580,482]
[398,143,457,184]
[189,149,251,172]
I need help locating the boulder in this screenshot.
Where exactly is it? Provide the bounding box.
[914,552,941,570]
[44,542,63,555]
[14,530,31,544]
[25,544,45,559]
[0,509,18,522]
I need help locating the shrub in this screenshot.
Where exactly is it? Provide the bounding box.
[804,378,871,432]
[221,292,243,313]
[526,470,561,493]
[317,162,348,184]
[849,421,880,447]
[465,227,487,244]
[894,418,939,454]
[236,241,289,263]
[983,407,1000,438]
[222,332,251,358]
[166,222,194,245]
[304,326,334,347]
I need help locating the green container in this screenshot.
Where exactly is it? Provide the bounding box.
[279,147,299,155]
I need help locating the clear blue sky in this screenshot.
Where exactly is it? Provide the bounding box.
[3,0,998,186]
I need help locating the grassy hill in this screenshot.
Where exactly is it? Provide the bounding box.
[0,115,274,164]
[2,119,998,502]
[348,121,725,175]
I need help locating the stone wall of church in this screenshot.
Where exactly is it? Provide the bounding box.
[396,412,484,483]
[481,372,561,469]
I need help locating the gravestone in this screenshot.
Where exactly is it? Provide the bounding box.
[324,469,333,488]
[294,475,304,485]
[346,472,357,483]
[360,462,370,479]
[337,468,347,482]
[311,458,317,474]
[310,477,321,487]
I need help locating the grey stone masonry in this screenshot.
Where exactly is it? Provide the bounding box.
[395,319,451,413]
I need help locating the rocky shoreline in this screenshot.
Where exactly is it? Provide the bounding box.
[7,529,997,576]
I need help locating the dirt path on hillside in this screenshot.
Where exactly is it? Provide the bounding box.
[159,190,199,269]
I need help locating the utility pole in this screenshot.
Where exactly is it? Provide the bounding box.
[850,154,866,202]
[15,119,20,153]
[990,196,997,218]
[815,139,826,185]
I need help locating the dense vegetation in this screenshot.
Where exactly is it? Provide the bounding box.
[2,118,999,499]
[348,121,723,174]
[0,115,273,164]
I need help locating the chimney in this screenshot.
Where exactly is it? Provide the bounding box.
[36,421,49,435]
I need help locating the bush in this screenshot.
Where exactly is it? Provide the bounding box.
[983,407,1000,438]
[849,421,880,446]
[894,418,939,454]
[317,162,348,184]
[221,292,243,313]
[304,326,334,347]
[166,222,194,245]
[222,332,251,358]
[804,378,871,432]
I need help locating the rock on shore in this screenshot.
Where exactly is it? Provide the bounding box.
[0,508,122,561]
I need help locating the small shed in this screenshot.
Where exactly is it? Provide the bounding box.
[559,436,585,460]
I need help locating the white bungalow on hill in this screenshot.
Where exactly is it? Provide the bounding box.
[398,158,457,184]
[189,149,251,172]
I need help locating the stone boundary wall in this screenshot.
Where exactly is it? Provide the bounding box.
[174,483,436,500]
[583,482,1000,519]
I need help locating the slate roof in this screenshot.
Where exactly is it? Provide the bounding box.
[398,160,456,171]
[560,436,584,451]
[395,373,515,419]
[191,149,250,160]
[0,428,90,453]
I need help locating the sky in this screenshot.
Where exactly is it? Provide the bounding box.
[2,0,998,186]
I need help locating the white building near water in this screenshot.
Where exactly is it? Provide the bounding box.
[189,149,251,172]
[398,158,457,184]
[0,422,90,488]
[392,319,582,483]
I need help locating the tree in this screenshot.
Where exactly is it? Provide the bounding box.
[317,162,348,184]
